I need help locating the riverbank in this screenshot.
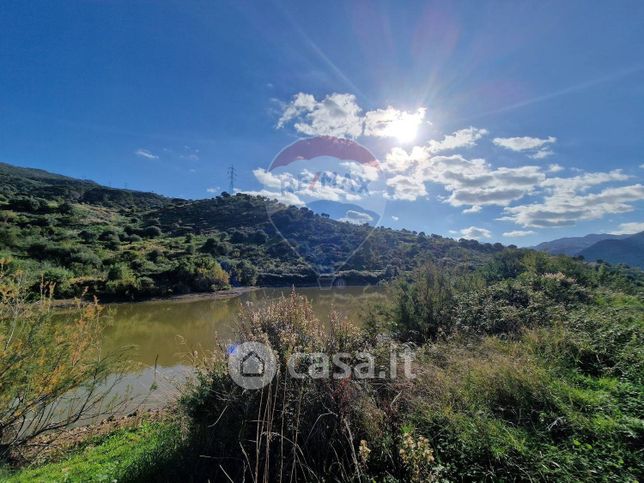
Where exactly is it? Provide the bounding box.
[2,413,181,483]
[8,408,170,467]
[51,285,259,308]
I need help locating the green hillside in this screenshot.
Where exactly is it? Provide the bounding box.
[0,162,508,301]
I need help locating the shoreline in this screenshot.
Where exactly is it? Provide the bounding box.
[50,283,384,308]
[112,285,260,306]
[51,286,260,308]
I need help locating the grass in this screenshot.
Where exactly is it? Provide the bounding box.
[1,422,181,483]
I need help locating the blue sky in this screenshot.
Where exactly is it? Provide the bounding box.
[1,0,643,244]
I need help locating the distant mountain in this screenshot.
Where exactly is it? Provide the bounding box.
[306,200,380,226]
[534,233,629,256]
[578,232,644,268]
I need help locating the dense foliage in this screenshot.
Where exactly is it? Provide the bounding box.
[157,252,643,481]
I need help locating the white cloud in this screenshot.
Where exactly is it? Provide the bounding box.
[463,205,482,214]
[273,103,641,230]
[135,148,158,160]
[242,189,305,206]
[542,170,630,194]
[548,163,564,173]
[339,210,373,224]
[206,187,219,194]
[385,174,427,201]
[419,155,546,208]
[253,167,369,203]
[501,184,644,228]
[278,93,428,141]
[529,148,554,159]
[427,127,488,153]
[379,146,548,206]
[382,146,428,173]
[340,161,379,182]
[640,164,644,169]
[391,215,399,221]
[253,168,289,190]
[277,92,363,138]
[610,222,644,235]
[493,135,556,152]
[458,226,492,240]
[503,230,536,237]
[277,93,317,128]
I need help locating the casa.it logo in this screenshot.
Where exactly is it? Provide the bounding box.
[266,136,387,286]
[227,341,417,390]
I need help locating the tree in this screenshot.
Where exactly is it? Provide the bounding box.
[201,237,230,256]
[234,260,259,286]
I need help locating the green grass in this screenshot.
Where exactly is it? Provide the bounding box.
[1,422,181,483]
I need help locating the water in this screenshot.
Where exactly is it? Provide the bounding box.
[98,286,385,412]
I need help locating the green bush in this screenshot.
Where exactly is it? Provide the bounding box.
[37,267,74,298]
[391,262,455,343]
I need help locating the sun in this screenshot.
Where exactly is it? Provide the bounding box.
[388,117,420,143]
[385,108,425,143]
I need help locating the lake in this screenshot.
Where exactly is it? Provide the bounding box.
[99,286,386,413]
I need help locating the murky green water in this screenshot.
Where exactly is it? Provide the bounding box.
[98,286,385,412]
[103,286,385,367]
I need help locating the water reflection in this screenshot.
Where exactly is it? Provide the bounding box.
[102,286,385,368]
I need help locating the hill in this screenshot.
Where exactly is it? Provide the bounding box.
[0,162,172,211]
[534,233,628,256]
[0,162,509,300]
[578,231,644,268]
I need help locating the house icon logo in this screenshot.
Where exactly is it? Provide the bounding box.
[241,350,265,377]
[228,341,277,389]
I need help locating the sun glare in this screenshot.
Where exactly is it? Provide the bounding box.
[388,117,420,143]
[384,108,425,143]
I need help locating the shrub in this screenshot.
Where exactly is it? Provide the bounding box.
[105,264,140,297]
[200,237,230,256]
[0,228,19,248]
[99,229,120,243]
[391,262,455,343]
[37,267,74,298]
[169,257,230,292]
[455,273,590,336]
[142,226,162,238]
[224,259,258,286]
[191,258,229,291]
[0,262,124,459]
[181,292,408,482]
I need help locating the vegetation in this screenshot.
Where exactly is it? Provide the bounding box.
[0,162,514,301]
[0,261,126,461]
[64,250,636,482]
[1,422,180,483]
[1,162,642,481]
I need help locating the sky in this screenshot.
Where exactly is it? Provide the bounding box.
[1,0,643,245]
